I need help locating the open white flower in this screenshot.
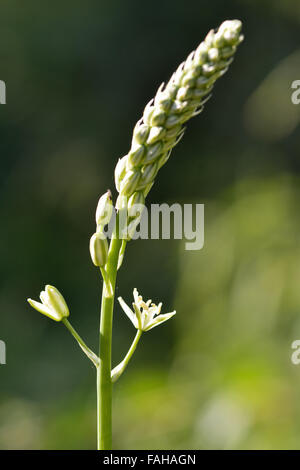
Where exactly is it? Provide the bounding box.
[118,288,176,332]
[27,285,69,322]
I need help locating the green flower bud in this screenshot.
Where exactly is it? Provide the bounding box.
[128,191,145,211]
[202,63,217,77]
[116,194,128,211]
[170,100,189,115]
[165,124,182,139]
[196,76,210,88]
[208,47,219,62]
[204,30,215,47]
[89,232,108,267]
[150,109,166,127]
[115,156,127,192]
[181,72,196,87]
[213,31,226,48]
[133,123,150,145]
[127,144,145,169]
[164,83,178,99]
[146,126,165,145]
[157,96,173,112]
[165,115,182,129]
[96,190,113,227]
[143,141,163,164]
[219,19,242,37]
[128,191,145,219]
[126,217,141,240]
[194,43,208,65]
[120,169,140,196]
[221,46,237,59]
[143,101,154,124]
[177,86,193,101]
[137,163,158,190]
[193,85,212,99]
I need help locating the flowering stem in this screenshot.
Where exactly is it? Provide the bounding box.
[100,267,113,298]
[97,213,122,450]
[62,318,99,367]
[111,329,142,383]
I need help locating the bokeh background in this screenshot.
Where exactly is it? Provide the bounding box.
[0,0,300,449]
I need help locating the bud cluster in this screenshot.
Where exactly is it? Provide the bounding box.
[89,191,113,267]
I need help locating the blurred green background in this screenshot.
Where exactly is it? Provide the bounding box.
[0,0,300,449]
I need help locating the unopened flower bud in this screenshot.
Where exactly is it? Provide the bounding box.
[128,191,145,211]
[137,163,158,190]
[116,194,128,211]
[146,126,165,145]
[151,109,166,127]
[144,142,163,164]
[120,169,140,196]
[115,156,127,192]
[128,193,145,222]
[126,217,141,240]
[133,123,150,145]
[89,232,108,267]
[96,190,113,227]
[127,144,145,169]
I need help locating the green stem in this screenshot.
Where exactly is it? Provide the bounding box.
[100,267,113,297]
[62,318,99,367]
[97,214,122,450]
[111,329,142,383]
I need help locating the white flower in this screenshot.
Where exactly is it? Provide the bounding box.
[27,285,69,322]
[118,288,176,332]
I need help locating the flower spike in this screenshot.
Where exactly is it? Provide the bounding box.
[115,20,243,203]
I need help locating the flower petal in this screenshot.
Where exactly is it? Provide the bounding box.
[40,290,50,308]
[27,298,61,321]
[144,311,176,331]
[118,296,138,328]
